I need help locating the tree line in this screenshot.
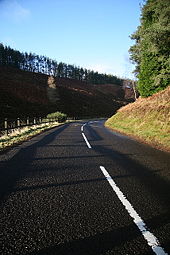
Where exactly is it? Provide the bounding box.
[129,0,170,97]
[0,43,123,85]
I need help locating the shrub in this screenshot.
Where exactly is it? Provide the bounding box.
[47,111,67,123]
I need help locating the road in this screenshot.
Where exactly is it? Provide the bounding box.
[0,120,170,255]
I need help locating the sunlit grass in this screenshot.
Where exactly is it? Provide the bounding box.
[0,122,62,151]
[105,86,170,152]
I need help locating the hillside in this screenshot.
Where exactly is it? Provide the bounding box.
[0,66,132,120]
[105,86,170,152]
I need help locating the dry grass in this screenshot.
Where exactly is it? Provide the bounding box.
[105,86,170,152]
[0,122,62,152]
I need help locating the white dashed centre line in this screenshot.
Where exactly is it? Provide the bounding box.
[100,166,168,255]
[81,123,87,132]
[81,123,92,149]
[81,123,167,254]
[82,132,92,149]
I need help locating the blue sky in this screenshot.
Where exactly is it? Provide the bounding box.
[0,0,142,78]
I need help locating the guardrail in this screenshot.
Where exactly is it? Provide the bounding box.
[0,117,60,136]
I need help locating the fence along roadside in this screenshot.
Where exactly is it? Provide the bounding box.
[0,117,59,136]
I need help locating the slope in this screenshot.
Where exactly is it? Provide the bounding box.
[105,86,170,152]
[0,67,128,120]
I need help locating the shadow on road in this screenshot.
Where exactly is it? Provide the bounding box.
[13,174,133,193]
[86,123,170,209]
[1,121,170,255]
[28,222,153,255]
[0,124,70,204]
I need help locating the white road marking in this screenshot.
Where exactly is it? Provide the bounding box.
[100,166,168,255]
[81,123,92,148]
[82,132,92,149]
[89,120,99,124]
[81,123,86,132]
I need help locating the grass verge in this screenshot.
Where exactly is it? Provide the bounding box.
[105,86,170,152]
[0,122,63,152]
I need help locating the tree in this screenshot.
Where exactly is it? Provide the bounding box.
[57,62,64,77]
[0,43,123,86]
[129,0,170,97]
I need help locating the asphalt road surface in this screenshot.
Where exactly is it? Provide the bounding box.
[0,120,170,255]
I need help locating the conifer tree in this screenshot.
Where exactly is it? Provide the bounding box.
[0,43,123,86]
[129,0,170,97]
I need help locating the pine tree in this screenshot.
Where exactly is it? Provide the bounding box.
[0,43,123,86]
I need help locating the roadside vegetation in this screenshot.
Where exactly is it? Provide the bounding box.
[105,86,170,151]
[129,0,170,96]
[0,112,67,152]
[106,0,170,152]
[47,112,67,123]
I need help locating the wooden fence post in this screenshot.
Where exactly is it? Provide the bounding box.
[17,118,20,128]
[27,117,29,126]
[33,117,36,125]
[4,118,8,135]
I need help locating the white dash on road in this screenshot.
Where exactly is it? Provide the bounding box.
[82,132,92,149]
[81,123,86,132]
[100,166,168,255]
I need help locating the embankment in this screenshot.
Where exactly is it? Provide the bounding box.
[105,86,170,152]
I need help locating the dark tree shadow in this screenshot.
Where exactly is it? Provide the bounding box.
[29,222,153,255]
[0,124,70,203]
[86,124,170,209]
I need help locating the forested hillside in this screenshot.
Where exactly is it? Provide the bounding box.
[0,43,122,85]
[0,43,136,120]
